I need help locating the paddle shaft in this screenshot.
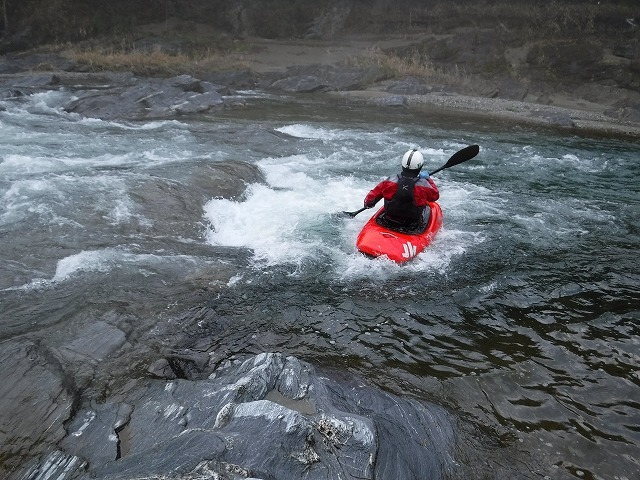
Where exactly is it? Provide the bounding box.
[342,144,480,218]
[344,206,368,217]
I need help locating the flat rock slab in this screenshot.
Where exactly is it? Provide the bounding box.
[63,74,225,120]
[0,341,75,474]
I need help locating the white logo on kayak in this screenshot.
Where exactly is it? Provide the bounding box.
[402,241,417,259]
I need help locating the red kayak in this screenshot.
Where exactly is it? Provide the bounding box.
[355,202,443,262]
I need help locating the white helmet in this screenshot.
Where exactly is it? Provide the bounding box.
[401,149,424,170]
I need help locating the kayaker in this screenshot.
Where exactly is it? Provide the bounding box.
[363,149,439,232]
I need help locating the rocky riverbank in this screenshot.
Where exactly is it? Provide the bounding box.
[4,345,456,480]
[0,67,637,141]
[2,31,639,138]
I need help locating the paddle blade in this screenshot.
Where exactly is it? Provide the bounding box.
[341,207,367,218]
[430,144,479,175]
[446,144,479,168]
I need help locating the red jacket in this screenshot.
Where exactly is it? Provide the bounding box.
[364,174,439,208]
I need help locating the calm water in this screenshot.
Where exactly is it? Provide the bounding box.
[1,89,638,479]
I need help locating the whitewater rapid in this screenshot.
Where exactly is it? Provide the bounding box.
[2,89,638,480]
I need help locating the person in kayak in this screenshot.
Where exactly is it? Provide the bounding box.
[363,149,439,232]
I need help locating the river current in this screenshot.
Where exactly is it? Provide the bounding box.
[1,90,638,479]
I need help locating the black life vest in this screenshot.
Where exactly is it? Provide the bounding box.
[383,174,423,225]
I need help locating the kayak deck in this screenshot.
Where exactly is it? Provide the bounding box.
[355,202,443,262]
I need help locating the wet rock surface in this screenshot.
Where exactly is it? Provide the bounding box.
[0,341,76,475]
[15,352,455,480]
[0,61,384,120]
[62,74,226,121]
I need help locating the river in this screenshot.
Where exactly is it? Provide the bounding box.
[1,89,638,479]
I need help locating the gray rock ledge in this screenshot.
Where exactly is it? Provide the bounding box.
[18,352,456,480]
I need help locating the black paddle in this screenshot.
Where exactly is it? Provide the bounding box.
[341,144,480,218]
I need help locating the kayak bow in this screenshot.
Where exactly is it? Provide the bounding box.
[355,202,443,262]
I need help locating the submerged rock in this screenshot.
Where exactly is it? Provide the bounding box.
[20,352,456,480]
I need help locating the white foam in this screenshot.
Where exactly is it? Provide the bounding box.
[2,249,214,291]
[77,118,189,130]
[275,124,350,141]
[27,91,74,116]
[52,249,126,281]
[105,198,140,226]
[204,181,333,267]
[0,152,142,175]
[203,148,485,279]
[0,174,143,227]
[0,154,61,175]
[274,123,408,146]
[0,90,74,119]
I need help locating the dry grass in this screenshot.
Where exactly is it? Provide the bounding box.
[344,46,471,88]
[65,47,248,76]
[59,21,256,76]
